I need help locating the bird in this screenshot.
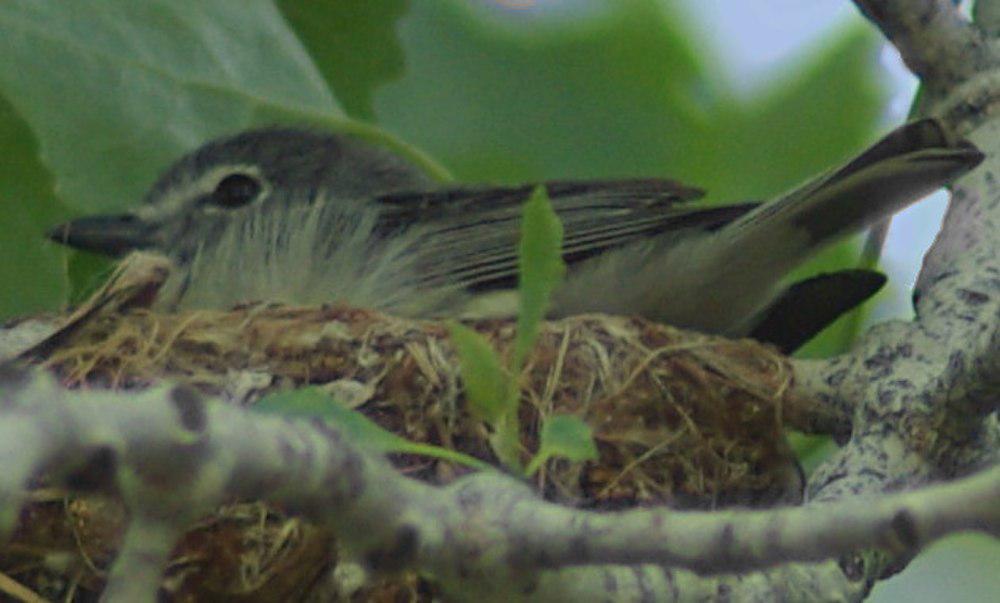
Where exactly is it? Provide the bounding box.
[48,119,982,353]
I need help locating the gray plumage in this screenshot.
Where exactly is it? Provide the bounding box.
[49,119,982,344]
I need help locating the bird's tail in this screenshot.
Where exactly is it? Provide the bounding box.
[719,118,984,268]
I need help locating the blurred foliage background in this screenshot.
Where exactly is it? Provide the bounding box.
[0,1,995,600]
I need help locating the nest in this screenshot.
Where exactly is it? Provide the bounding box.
[6,253,806,601]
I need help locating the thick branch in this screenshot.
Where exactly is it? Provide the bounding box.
[761,4,1000,597]
[853,0,992,85]
[0,368,995,601]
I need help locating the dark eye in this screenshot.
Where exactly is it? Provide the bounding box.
[212,173,261,208]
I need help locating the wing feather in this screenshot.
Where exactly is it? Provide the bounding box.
[374,179,756,292]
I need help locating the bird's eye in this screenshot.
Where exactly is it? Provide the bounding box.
[212,173,261,208]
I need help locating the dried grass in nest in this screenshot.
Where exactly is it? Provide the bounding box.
[4,494,334,602]
[38,304,798,505]
[11,253,808,600]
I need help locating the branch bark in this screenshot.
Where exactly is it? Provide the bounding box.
[0,368,996,602]
[854,0,993,86]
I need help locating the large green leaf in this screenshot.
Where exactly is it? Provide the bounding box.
[376,1,714,182]
[0,0,343,214]
[277,0,409,121]
[378,2,886,189]
[0,95,69,319]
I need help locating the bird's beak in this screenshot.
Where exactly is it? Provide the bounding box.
[46,213,157,256]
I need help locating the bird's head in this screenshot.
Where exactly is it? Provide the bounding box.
[47,128,432,263]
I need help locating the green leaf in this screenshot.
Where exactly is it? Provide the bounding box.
[254,386,343,419]
[66,251,117,308]
[0,95,69,319]
[0,0,344,214]
[378,0,714,182]
[526,414,599,476]
[448,322,514,425]
[254,387,491,471]
[449,186,569,473]
[514,186,565,369]
[277,0,409,121]
[449,322,524,472]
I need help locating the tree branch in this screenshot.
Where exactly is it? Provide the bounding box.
[0,368,995,601]
[853,0,992,86]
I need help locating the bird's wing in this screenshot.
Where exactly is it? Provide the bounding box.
[375,179,758,292]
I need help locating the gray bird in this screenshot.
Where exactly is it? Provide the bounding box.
[49,119,982,352]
